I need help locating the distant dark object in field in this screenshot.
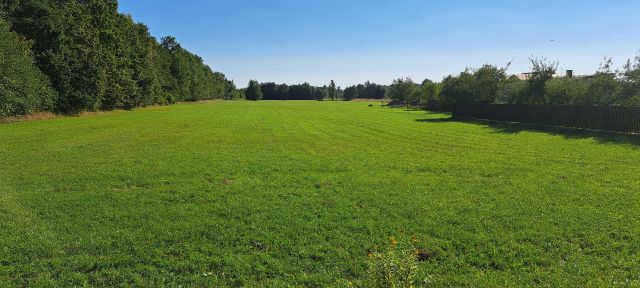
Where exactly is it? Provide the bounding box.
[416,249,433,262]
[369,104,374,107]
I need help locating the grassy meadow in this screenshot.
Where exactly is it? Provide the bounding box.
[1,101,640,287]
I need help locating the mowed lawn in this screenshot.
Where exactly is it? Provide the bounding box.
[1,101,640,287]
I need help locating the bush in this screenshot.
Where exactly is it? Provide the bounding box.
[439,71,476,108]
[544,77,589,105]
[496,75,525,103]
[439,65,507,109]
[387,78,419,106]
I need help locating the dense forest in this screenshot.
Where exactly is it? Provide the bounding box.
[0,0,237,117]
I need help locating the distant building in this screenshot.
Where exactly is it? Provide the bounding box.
[514,72,536,80]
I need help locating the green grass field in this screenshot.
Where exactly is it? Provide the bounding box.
[2,101,640,287]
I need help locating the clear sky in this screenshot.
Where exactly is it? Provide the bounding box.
[118,0,640,88]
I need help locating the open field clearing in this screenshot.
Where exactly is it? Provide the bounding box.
[1,101,640,287]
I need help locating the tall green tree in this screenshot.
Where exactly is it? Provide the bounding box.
[0,18,56,116]
[618,53,640,105]
[246,80,263,100]
[439,72,476,108]
[343,86,358,101]
[473,65,507,103]
[328,80,336,101]
[580,60,619,105]
[419,79,437,105]
[358,82,386,99]
[260,82,278,100]
[276,84,289,100]
[522,57,558,105]
[387,78,418,105]
[1,1,236,115]
[314,86,328,101]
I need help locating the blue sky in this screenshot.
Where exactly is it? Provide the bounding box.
[119,0,640,87]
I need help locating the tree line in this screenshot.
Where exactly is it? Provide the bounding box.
[2,1,638,117]
[241,52,640,109]
[242,80,389,101]
[381,56,640,110]
[0,0,238,117]
[243,81,342,101]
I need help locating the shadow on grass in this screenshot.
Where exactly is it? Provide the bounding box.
[416,116,640,147]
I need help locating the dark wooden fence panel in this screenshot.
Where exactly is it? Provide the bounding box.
[452,104,640,134]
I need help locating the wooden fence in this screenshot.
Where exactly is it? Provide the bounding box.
[452,104,640,134]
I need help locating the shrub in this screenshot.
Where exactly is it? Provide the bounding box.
[544,77,589,105]
[496,75,526,103]
[387,78,419,106]
[439,71,476,108]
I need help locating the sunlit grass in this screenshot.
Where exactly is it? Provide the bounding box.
[1,101,639,286]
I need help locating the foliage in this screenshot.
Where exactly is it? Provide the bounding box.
[439,65,507,109]
[259,82,278,100]
[520,57,558,105]
[257,82,330,100]
[358,82,387,99]
[2,0,638,114]
[0,18,56,117]
[314,85,328,101]
[544,77,589,105]
[224,80,242,100]
[439,71,476,108]
[245,80,263,100]
[473,65,508,103]
[434,55,640,109]
[387,78,418,104]
[342,82,386,101]
[344,85,359,101]
[496,75,526,104]
[329,80,337,101]
[288,83,314,100]
[618,53,640,105]
[0,0,236,115]
[419,79,440,109]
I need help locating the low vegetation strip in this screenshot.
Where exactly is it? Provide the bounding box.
[453,103,640,133]
[2,101,640,286]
